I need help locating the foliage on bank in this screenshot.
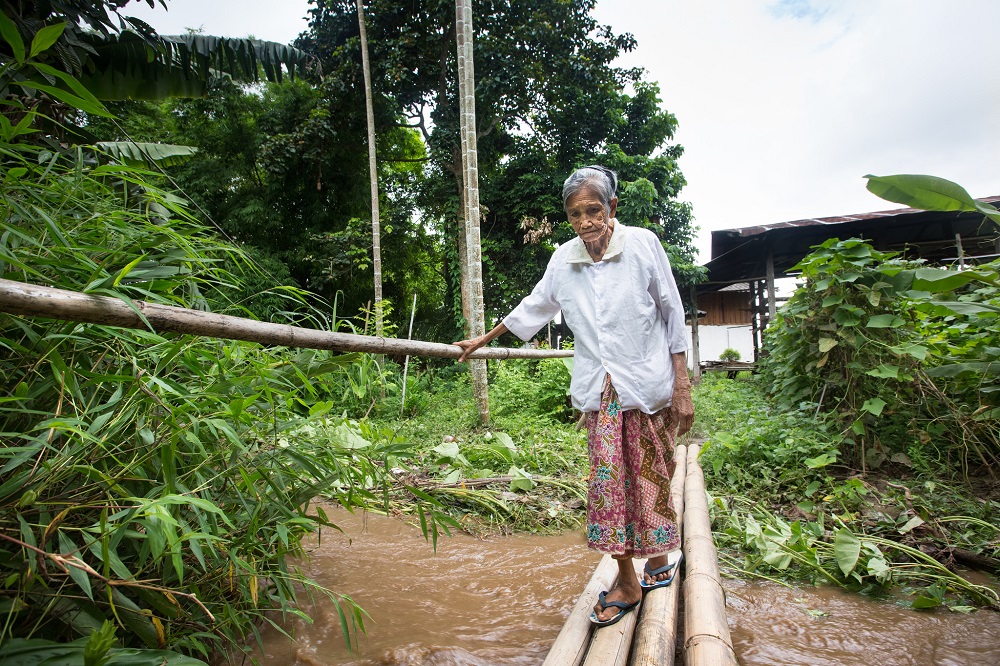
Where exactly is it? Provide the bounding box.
[699,228,1000,611]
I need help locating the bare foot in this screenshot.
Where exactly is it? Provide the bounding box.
[643,549,682,585]
[593,580,642,623]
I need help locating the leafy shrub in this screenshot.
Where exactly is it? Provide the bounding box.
[0,141,414,659]
[719,348,741,363]
[761,238,1000,469]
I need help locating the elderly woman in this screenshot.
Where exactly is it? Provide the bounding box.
[454,165,694,627]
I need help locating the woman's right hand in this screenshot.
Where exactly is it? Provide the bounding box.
[452,322,509,362]
[452,335,487,362]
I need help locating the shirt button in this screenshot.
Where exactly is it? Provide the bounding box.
[602,360,609,368]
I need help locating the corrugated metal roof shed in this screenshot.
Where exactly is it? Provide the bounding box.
[702,195,1000,289]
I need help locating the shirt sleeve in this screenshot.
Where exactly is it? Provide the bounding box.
[648,235,689,354]
[502,257,562,341]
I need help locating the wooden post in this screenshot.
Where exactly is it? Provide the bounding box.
[356,0,383,335]
[765,247,777,322]
[0,278,573,360]
[682,443,738,666]
[455,0,490,423]
[689,286,701,381]
[749,281,761,363]
[956,233,966,269]
[630,443,688,666]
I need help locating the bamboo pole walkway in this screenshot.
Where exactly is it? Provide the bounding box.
[543,442,738,666]
[0,278,571,359]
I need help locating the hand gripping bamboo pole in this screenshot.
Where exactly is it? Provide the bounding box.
[0,279,572,360]
[629,442,688,666]
[682,443,739,665]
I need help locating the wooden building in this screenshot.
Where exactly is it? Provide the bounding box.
[689,196,1000,373]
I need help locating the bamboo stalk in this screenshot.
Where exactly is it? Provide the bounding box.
[0,279,573,360]
[581,560,643,666]
[629,442,688,666]
[543,554,619,666]
[682,443,738,666]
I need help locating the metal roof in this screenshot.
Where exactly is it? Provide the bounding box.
[701,196,1000,290]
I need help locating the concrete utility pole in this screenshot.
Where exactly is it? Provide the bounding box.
[455,0,489,423]
[357,0,383,334]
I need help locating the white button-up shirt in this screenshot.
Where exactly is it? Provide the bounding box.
[503,222,688,414]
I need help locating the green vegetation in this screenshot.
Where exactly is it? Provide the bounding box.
[3,0,1000,661]
[698,224,1000,610]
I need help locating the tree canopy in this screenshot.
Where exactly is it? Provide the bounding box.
[84,0,699,341]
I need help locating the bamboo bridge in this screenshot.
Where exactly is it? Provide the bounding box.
[0,277,738,665]
[542,440,736,666]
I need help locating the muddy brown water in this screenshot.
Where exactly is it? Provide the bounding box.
[260,508,1000,666]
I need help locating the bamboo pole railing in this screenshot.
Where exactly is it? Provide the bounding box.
[543,441,736,666]
[682,442,738,665]
[0,279,572,359]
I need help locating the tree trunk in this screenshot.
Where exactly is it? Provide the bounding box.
[357,0,383,335]
[455,0,489,423]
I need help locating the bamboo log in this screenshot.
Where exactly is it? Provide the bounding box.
[543,554,619,666]
[629,442,688,666]
[0,279,572,359]
[581,560,643,666]
[682,443,738,666]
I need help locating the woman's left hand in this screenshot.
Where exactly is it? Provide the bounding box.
[671,384,694,436]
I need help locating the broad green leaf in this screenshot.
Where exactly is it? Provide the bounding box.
[508,465,536,492]
[931,300,1000,316]
[865,174,1000,225]
[911,267,993,293]
[432,440,460,461]
[818,337,838,353]
[29,23,66,58]
[899,515,925,534]
[861,397,886,416]
[866,314,904,328]
[804,452,836,469]
[94,142,199,168]
[833,306,863,326]
[925,361,1000,378]
[833,527,860,576]
[891,343,928,361]
[821,294,844,307]
[866,364,899,379]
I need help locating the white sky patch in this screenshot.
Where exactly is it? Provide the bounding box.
[123,0,999,263]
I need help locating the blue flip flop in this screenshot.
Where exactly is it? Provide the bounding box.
[639,552,683,591]
[588,590,640,627]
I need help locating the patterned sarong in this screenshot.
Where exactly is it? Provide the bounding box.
[585,374,679,557]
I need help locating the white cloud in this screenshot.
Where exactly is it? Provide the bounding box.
[124,0,311,43]
[594,0,1000,260]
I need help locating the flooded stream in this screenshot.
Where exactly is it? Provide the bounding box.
[260,507,1000,665]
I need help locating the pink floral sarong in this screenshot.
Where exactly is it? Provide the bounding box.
[586,375,679,557]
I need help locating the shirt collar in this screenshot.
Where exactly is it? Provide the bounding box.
[564,219,626,264]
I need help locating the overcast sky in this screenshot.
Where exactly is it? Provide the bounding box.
[126,0,999,262]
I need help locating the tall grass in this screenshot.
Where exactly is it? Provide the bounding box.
[0,141,419,661]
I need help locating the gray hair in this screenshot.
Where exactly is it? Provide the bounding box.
[562,165,618,214]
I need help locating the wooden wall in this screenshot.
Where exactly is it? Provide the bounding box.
[698,291,752,326]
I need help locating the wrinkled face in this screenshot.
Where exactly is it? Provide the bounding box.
[566,187,618,241]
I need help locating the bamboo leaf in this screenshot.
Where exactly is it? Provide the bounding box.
[0,11,25,63]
